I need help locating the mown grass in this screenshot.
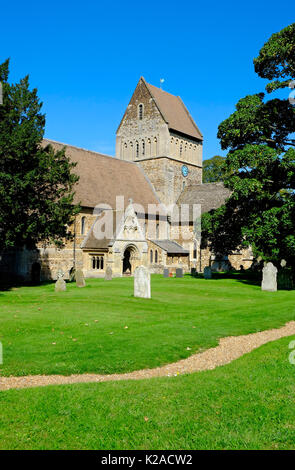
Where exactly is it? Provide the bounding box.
[0,275,295,376]
[1,335,295,449]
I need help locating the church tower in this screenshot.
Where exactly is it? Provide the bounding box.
[116,77,203,206]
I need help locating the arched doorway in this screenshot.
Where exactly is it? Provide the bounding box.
[122,245,138,275]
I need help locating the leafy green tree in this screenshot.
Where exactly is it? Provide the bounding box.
[0,60,80,250]
[202,155,226,183]
[202,23,295,268]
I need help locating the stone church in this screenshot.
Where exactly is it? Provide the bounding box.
[0,77,253,281]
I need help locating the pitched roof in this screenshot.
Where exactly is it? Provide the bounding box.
[150,239,189,255]
[177,183,231,221]
[144,79,203,141]
[42,139,160,211]
[81,210,124,250]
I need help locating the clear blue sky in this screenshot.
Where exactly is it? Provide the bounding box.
[1,0,293,160]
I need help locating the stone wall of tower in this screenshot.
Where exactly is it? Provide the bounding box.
[116,77,203,206]
[169,132,202,167]
[138,157,202,206]
[116,79,170,161]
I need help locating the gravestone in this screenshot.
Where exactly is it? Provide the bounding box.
[280,259,287,268]
[261,262,277,292]
[203,266,212,279]
[176,267,183,278]
[55,278,66,292]
[134,265,151,299]
[163,268,169,278]
[105,266,112,281]
[191,267,196,277]
[76,269,86,287]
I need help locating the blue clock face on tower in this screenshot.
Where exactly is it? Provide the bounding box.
[182,165,188,177]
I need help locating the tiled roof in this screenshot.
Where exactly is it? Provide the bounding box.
[150,239,189,255]
[81,210,124,250]
[42,139,160,212]
[144,79,203,141]
[177,183,231,221]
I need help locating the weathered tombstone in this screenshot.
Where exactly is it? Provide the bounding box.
[203,266,212,279]
[55,277,66,292]
[76,269,86,287]
[105,266,112,281]
[261,262,278,292]
[191,267,196,277]
[163,268,169,278]
[176,267,183,278]
[281,259,287,268]
[134,265,151,299]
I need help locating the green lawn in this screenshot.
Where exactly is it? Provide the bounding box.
[1,335,295,449]
[0,275,295,376]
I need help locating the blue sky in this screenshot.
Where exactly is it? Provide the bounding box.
[1,0,293,160]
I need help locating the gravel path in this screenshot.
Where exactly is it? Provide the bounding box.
[1,321,295,391]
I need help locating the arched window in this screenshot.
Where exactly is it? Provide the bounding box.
[92,255,104,270]
[155,250,158,263]
[180,142,183,157]
[81,216,86,235]
[156,223,159,239]
[153,137,158,156]
[193,241,197,259]
[136,141,139,159]
[138,104,144,120]
[142,140,145,156]
[150,250,153,263]
[147,138,151,157]
[123,142,127,158]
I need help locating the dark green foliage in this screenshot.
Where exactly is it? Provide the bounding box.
[253,23,295,93]
[202,24,295,268]
[217,94,295,151]
[202,155,226,183]
[0,60,80,250]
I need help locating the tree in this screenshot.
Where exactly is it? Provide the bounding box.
[202,155,226,183]
[201,23,295,268]
[0,60,80,251]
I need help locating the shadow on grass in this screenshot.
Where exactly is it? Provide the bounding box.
[0,279,55,293]
[188,270,262,287]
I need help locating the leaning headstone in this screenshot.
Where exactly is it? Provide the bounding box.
[203,266,212,279]
[105,266,112,281]
[261,262,277,292]
[176,267,183,278]
[163,268,169,278]
[55,277,66,292]
[134,265,151,299]
[75,269,86,287]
